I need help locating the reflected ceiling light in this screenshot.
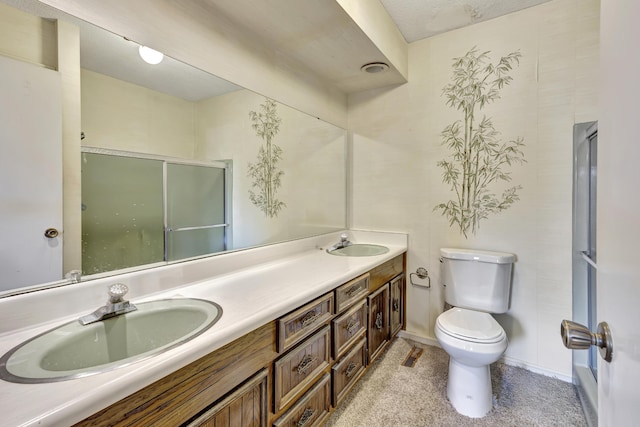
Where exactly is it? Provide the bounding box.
[138,45,164,65]
[360,62,389,73]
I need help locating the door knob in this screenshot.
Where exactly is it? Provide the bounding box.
[44,228,59,238]
[560,319,613,362]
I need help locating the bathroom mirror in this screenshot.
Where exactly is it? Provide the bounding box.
[0,0,347,297]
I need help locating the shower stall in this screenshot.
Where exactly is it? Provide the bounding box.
[81,149,230,275]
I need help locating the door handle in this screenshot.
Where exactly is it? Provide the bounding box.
[560,319,613,362]
[44,228,59,238]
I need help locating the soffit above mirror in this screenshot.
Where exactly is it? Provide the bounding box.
[34,0,409,95]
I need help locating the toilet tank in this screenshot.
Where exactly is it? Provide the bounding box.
[440,248,515,313]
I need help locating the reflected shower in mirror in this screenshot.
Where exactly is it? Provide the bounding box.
[0,0,347,297]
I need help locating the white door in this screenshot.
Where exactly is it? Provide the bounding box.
[0,55,63,292]
[598,0,640,424]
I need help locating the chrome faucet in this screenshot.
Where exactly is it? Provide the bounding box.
[328,233,352,251]
[79,283,138,325]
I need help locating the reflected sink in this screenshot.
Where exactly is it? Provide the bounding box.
[328,244,390,257]
[0,298,222,383]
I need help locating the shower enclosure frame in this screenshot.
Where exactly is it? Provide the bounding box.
[572,121,598,426]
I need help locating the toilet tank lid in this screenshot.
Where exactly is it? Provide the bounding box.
[440,248,515,264]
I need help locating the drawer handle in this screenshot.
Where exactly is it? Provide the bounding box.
[297,408,315,427]
[296,354,318,376]
[375,312,384,330]
[393,298,400,312]
[300,310,320,327]
[345,361,358,378]
[345,318,360,334]
[345,284,362,297]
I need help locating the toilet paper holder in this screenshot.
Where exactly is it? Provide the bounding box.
[410,267,430,288]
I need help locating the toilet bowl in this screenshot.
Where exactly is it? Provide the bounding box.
[435,307,508,418]
[435,247,515,418]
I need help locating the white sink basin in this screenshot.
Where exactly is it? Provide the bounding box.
[328,244,390,257]
[0,298,222,383]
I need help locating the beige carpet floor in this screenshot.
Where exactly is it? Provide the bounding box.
[325,337,587,427]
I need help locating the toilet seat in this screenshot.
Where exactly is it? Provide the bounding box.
[436,308,505,344]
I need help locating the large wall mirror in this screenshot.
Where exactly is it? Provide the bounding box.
[0,0,347,297]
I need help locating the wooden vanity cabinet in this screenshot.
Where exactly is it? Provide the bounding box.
[76,254,405,427]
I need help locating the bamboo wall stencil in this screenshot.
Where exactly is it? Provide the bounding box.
[434,47,526,238]
[248,98,286,218]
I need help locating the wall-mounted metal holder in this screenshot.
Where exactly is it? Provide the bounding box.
[410,267,430,289]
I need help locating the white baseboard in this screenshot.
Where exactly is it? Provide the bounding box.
[501,356,573,383]
[397,330,441,347]
[397,331,573,383]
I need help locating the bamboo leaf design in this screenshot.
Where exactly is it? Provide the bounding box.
[247,98,286,218]
[434,47,526,237]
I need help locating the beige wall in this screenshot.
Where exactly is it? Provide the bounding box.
[196,90,347,249]
[81,69,196,159]
[0,2,56,68]
[348,0,599,378]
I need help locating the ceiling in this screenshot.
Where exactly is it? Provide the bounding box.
[4,0,554,100]
[380,0,554,42]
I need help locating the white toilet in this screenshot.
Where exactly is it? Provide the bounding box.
[434,248,515,418]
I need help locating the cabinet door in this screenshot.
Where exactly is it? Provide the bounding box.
[367,283,390,364]
[390,274,404,337]
[184,369,268,427]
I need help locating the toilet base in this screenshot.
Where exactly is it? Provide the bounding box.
[446,358,493,418]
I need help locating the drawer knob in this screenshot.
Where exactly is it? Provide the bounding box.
[296,354,318,376]
[297,408,315,427]
[301,311,320,327]
[392,298,400,312]
[345,318,360,334]
[345,284,362,297]
[345,361,358,378]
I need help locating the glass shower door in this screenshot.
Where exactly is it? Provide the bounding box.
[81,153,165,275]
[165,163,227,261]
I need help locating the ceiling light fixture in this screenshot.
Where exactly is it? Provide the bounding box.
[138,45,164,65]
[360,62,389,74]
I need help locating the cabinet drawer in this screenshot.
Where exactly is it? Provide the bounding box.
[277,293,333,353]
[332,299,367,359]
[335,273,369,313]
[369,255,404,292]
[273,373,331,427]
[332,337,366,407]
[274,325,331,413]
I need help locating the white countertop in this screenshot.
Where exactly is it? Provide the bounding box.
[0,230,407,426]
